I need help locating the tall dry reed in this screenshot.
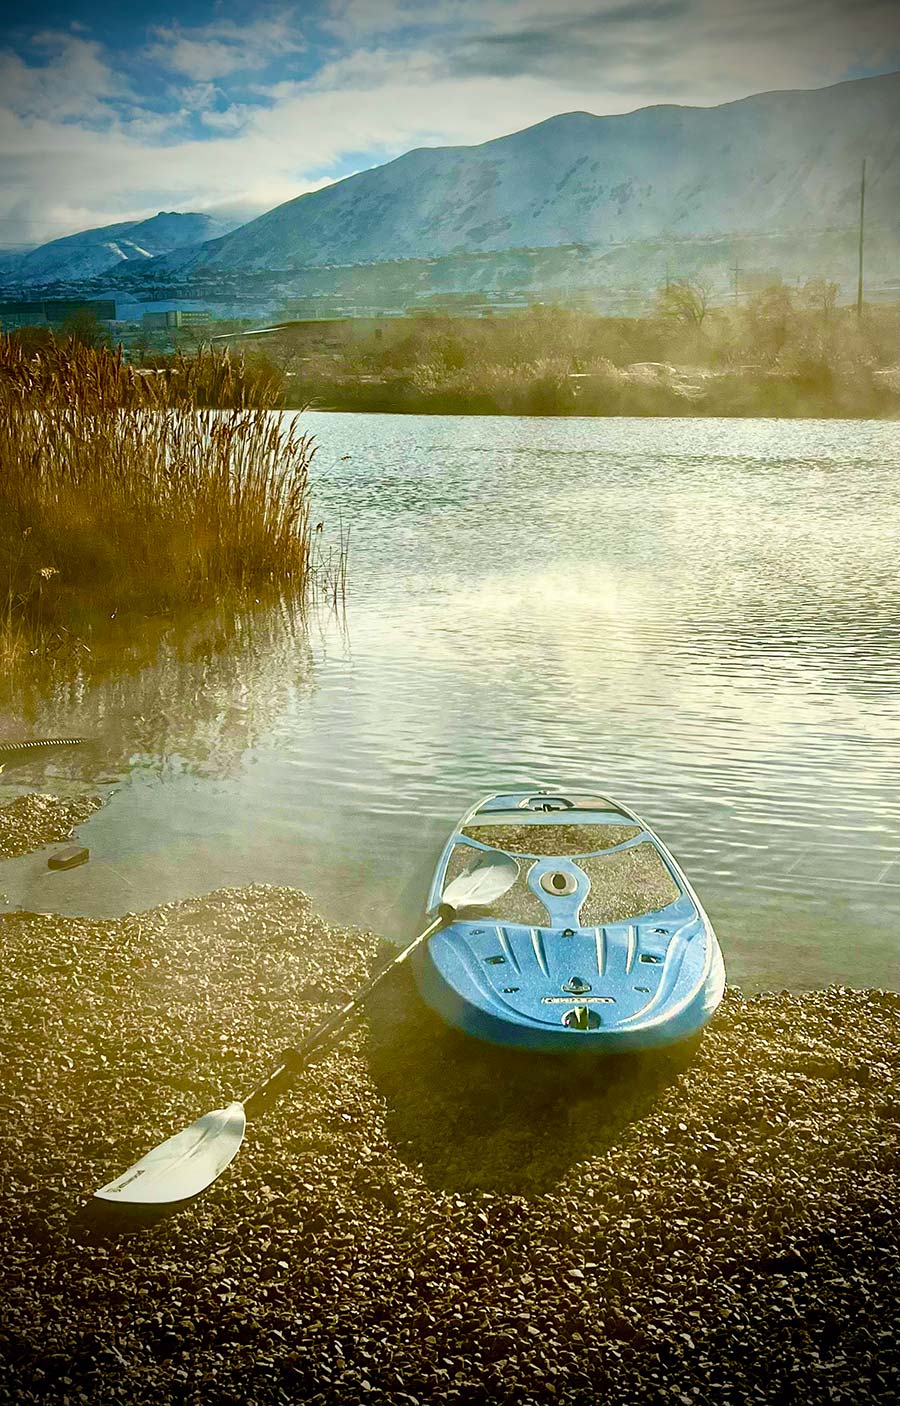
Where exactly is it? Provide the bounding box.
[0,338,323,668]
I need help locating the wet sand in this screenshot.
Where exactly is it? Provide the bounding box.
[1,881,898,1404]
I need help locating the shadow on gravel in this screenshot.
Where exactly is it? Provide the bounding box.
[366,954,699,1195]
[70,1198,179,1242]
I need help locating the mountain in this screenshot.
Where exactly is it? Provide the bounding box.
[8,211,238,286]
[6,72,897,309]
[159,71,899,278]
[164,72,900,277]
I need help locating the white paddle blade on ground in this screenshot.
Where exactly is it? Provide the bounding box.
[443,851,519,914]
[93,1101,246,1207]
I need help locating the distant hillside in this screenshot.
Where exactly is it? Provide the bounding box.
[7,211,238,286]
[164,71,899,276]
[4,72,897,312]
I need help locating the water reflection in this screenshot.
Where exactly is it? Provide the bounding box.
[0,598,321,917]
[1,597,317,786]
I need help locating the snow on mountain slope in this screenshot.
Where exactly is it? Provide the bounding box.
[10,211,238,285]
[172,71,899,274]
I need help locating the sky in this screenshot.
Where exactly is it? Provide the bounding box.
[1,0,898,248]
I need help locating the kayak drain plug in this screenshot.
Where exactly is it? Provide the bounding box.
[563,1006,601,1031]
[540,870,578,896]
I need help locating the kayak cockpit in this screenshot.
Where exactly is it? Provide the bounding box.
[427,793,683,928]
[414,790,725,1051]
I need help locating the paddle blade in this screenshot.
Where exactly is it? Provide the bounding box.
[442,850,519,915]
[93,1101,246,1208]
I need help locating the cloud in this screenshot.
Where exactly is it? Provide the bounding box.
[451,6,692,85]
[322,0,432,39]
[454,0,900,95]
[199,103,254,132]
[144,12,308,82]
[0,32,125,124]
[0,110,313,241]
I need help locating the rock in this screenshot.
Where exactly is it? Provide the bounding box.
[48,844,90,871]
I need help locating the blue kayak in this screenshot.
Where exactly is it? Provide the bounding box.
[413,790,725,1051]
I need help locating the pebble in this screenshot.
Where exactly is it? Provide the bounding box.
[0,881,897,1404]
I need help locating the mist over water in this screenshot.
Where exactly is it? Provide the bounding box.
[2,414,898,993]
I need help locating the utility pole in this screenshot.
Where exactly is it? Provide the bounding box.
[856,157,866,319]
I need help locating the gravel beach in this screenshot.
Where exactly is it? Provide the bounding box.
[1,881,898,1405]
[0,794,102,860]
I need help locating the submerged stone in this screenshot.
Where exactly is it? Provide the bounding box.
[48,843,90,870]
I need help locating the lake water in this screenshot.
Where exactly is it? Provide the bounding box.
[2,414,899,992]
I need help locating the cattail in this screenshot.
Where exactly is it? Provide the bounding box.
[0,339,346,671]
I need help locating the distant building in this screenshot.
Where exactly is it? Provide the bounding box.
[0,301,47,330]
[281,297,343,320]
[0,299,116,331]
[44,299,116,324]
[280,297,406,320]
[142,309,211,330]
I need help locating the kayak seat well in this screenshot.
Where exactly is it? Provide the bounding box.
[444,842,548,926]
[442,837,681,927]
[460,822,641,855]
[577,844,681,925]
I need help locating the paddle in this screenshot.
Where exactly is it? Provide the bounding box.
[87,850,519,1226]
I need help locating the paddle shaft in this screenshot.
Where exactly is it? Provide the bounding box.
[242,911,445,1119]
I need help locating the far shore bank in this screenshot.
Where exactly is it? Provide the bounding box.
[1,849,897,1404]
[291,362,900,419]
[203,296,900,423]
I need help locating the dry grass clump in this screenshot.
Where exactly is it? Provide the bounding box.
[0,338,322,669]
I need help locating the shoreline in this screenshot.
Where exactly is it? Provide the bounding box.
[2,878,897,1403]
[304,400,900,420]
